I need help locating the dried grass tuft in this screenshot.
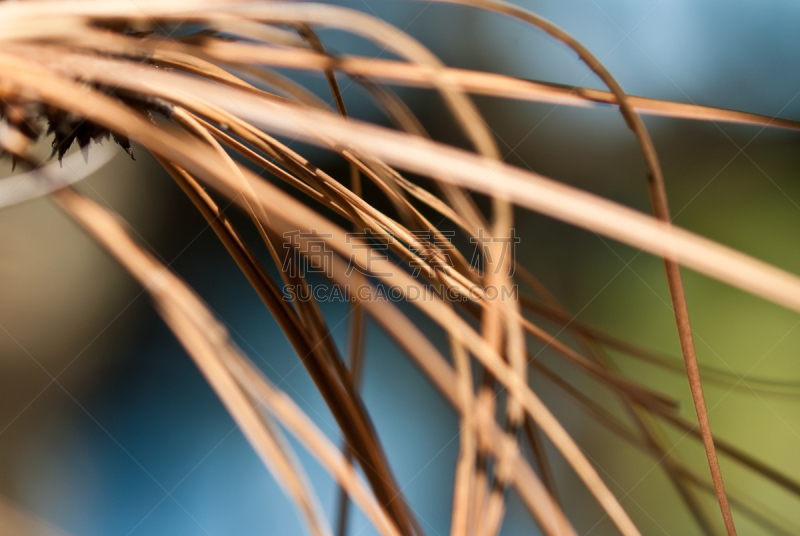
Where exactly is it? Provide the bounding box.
[2,1,799,535]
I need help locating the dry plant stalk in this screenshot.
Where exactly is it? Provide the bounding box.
[2,1,800,535]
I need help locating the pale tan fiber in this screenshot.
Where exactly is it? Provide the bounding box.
[53,188,334,536]
[0,497,71,536]
[8,45,800,344]
[532,358,800,535]
[0,52,785,533]
[1,56,628,530]
[312,254,577,536]
[422,3,732,529]
[169,109,419,535]
[53,188,404,536]
[37,54,800,317]
[11,50,798,316]
[6,25,800,132]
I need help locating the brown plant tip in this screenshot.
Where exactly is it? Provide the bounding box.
[0,84,172,164]
[1,27,174,165]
